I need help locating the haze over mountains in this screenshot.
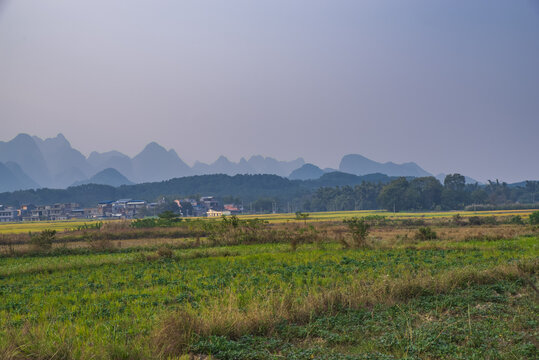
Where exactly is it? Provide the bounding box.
[1,133,455,193]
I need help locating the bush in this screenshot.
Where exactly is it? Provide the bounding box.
[131,216,183,229]
[289,226,320,251]
[469,216,497,226]
[157,246,174,259]
[482,216,498,225]
[400,218,426,227]
[343,217,371,248]
[452,214,464,226]
[530,211,539,225]
[507,215,525,225]
[415,227,437,241]
[295,212,310,224]
[363,215,387,226]
[30,229,56,251]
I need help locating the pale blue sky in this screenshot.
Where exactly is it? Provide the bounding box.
[1,0,538,182]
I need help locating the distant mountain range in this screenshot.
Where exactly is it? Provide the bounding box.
[339,154,431,178]
[0,133,485,193]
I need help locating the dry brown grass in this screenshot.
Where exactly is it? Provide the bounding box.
[151,259,538,356]
[1,222,535,257]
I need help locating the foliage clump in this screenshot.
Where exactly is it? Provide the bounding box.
[295,212,310,224]
[29,229,56,251]
[507,215,524,225]
[343,217,371,248]
[157,246,174,259]
[415,226,437,241]
[529,211,539,225]
[131,211,183,228]
[468,216,497,226]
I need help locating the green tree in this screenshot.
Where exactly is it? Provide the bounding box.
[444,174,466,191]
[405,177,443,210]
[530,211,539,225]
[441,174,469,209]
[526,181,537,203]
[377,177,409,211]
[158,210,179,220]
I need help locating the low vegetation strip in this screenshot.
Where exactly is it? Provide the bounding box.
[0,227,537,359]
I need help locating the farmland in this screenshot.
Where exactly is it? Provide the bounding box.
[0,211,538,359]
[0,208,536,233]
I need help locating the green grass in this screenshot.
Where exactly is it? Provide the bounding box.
[0,235,537,359]
[190,280,537,360]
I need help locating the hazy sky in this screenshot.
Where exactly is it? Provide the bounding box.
[1,0,538,182]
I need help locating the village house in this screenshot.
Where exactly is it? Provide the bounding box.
[0,206,18,222]
[206,209,231,217]
[224,204,242,215]
[97,201,114,218]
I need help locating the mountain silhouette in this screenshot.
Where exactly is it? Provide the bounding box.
[0,161,40,192]
[72,168,133,187]
[339,154,431,177]
[289,163,325,180]
[132,142,192,183]
[1,133,449,192]
[33,134,90,188]
[0,134,51,187]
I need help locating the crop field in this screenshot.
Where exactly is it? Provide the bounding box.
[238,209,538,223]
[0,215,538,359]
[0,209,536,234]
[0,220,107,234]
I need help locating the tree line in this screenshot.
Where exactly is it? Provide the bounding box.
[301,175,538,212]
[0,172,536,213]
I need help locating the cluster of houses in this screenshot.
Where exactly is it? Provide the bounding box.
[177,196,241,217]
[0,196,242,222]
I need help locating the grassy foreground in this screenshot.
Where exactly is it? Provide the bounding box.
[0,218,537,359]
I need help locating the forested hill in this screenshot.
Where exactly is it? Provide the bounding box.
[0,172,393,207]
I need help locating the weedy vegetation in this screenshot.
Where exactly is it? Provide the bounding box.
[0,211,538,359]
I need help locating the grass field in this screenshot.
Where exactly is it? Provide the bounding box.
[0,216,537,359]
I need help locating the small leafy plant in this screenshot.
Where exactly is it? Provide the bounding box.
[30,229,56,251]
[415,226,437,241]
[529,211,539,225]
[343,217,371,248]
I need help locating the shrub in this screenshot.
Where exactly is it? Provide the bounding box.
[74,222,103,231]
[157,246,174,259]
[469,216,497,226]
[529,211,539,225]
[482,216,498,225]
[295,212,310,225]
[363,215,387,226]
[343,217,370,248]
[507,215,525,225]
[289,226,319,251]
[30,229,56,251]
[400,218,426,227]
[468,216,483,226]
[452,214,464,226]
[415,227,437,241]
[88,238,115,251]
